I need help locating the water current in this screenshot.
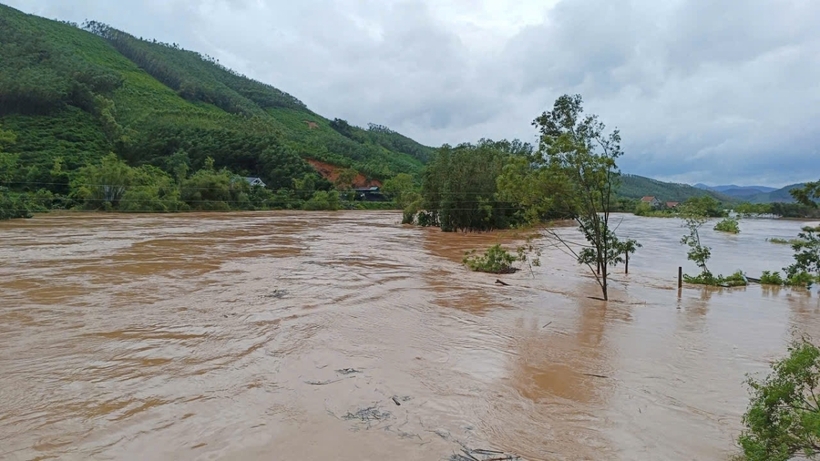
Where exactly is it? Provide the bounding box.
[1,211,818,460]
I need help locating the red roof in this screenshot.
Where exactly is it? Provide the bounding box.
[640,196,657,202]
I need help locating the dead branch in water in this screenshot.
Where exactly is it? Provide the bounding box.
[583,373,610,379]
[451,448,521,461]
[494,279,510,286]
[392,396,401,406]
[304,378,344,385]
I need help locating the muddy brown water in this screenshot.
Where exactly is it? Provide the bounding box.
[1,211,818,461]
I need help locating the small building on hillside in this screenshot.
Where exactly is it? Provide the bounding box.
[244,177,266,188]
[354,186,386,202]
[666,201,680,209]
[640,196,661,208]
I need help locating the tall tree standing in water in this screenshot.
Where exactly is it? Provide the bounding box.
[532,94,631,301]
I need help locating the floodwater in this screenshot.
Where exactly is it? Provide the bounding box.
[0,212,818,461]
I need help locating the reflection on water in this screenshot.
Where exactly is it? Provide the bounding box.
[0,212,818,461]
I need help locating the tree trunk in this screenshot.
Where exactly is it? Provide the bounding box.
[601,265,608,300]
[625,252,629,274]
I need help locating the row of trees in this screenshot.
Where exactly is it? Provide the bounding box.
[410,95,637,300]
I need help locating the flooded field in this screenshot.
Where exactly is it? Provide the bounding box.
[1,211,818,461]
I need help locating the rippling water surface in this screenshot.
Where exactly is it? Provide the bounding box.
[1,211,818,460]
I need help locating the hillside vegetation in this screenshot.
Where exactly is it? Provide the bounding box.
[618,174,731,202]
[0,4,427,211]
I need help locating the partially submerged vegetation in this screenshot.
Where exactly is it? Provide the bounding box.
[714,217,741,234]
[679,201,747,287]
[464,239,542,275]
[767,238,805,245]
[683,270,747,287]
[463,245,518,274]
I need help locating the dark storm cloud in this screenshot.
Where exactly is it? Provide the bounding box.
[4,0,819,186]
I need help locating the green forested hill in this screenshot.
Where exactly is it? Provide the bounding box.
[0,4,428,196]
[618,174,733,202]
[743,183,806,204]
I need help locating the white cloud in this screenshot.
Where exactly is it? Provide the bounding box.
[3,0,819,186]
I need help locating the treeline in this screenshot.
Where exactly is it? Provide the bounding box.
[735,201,820,218]
[405,138,576,231]
[0,149,387,217]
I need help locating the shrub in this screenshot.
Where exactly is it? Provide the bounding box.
[715,217,740,234]
[759,271,785,286]
[302,190,340,211]
[768,238,805,245]
[737,339,820,461]
[786,271,816,288]
[684,270,748,287]
[463,244,517,274]
[0,187,33,220]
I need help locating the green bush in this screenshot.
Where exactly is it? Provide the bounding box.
[768,238,805,245]
[463,244,518,274]
[302,190,340,211]
[684,270,748,287]
[0,187,33,220]
[759,271,785,286]
[785,271,816,288]
[738,339,820,461]
[714,217,740,234]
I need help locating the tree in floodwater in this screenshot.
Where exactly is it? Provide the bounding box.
[783,182,820,287]
[618,238,641,274]
[784,226,820,288]
[679,202,712,275]
[418,139,521,232]
[531,94,634,301]
[738,338,820,461]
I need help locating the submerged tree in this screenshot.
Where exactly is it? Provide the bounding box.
[783,183,820,287]
[680,203,712,275]
[784,226,820,288]
[532,94,633,301]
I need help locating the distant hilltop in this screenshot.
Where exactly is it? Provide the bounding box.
[694,183,806,203]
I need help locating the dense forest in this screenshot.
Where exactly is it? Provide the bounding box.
[0,4,428,215]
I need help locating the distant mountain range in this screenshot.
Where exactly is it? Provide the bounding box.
[618,175,731,203]
[694,183,806,203]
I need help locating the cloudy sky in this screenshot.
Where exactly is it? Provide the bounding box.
[7,0,820,187]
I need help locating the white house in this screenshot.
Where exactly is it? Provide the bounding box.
[244,177,266,188]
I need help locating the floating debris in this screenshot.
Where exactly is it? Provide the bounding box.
[343,406,392,423]
[450,448,521,461]
[304,378,344,386]
[263,289,288,299]
[336,368,362,375]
